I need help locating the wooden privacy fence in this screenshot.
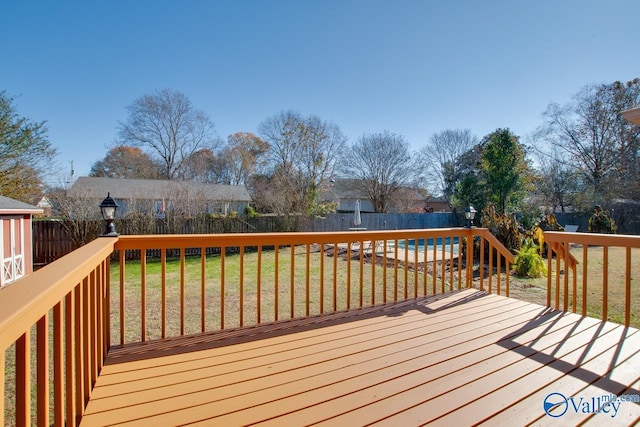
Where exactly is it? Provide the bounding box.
[32,220,74,267]
[32,213,459,266]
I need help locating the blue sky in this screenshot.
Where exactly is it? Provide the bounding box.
[2,0,638,185]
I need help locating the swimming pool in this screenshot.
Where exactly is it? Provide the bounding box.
[395,236,460,253]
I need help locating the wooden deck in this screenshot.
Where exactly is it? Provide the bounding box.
[81,289,640,426]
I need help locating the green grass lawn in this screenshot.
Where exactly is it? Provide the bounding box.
[507,246,640,327]
[109,245,445,345]
[110,244,640,346]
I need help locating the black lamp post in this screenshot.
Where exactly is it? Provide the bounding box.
[99,192,119,237]
[464,205,477,228]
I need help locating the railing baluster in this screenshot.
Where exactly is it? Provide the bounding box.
[74,282,84,423]
[625,247,631,326]
[306,243,310,316]
[16,332,30,426]
[413,240,419,298]
[320,243,325,314]
[201,247,206,333]
[290,244,295,319]
[394,240,398,302]
[141,251,146,342]
[180,248,185,335]
[603,246,609,321]
[479,236,485,291]
[383,239,387,304]
[274,245,279,322]
[82,277,90,409]
[53,301,64,427]
[240,245,245,326]
[65,291,75,425]
[333,242,338,311]
[431,239,436,295]
[257,245,263,322]
[555,253,561,309]
[119,251,125,346]
[563,248,569,312]
[360,240,365,307]
[90,270,97,387]
[490,243,493,293]
[582,245,588,316]
[440,238,445,294]
[422,238,428,295]
[105,257,111,354]
[161,249,167,339]
[37,313,50,426]
[347,242,352,309]
[371,240,376,305]
[97,263,104,370]
[221,247,226,329]
[497,251,501,296]
[0,347,4,427]
[404,240,409,299]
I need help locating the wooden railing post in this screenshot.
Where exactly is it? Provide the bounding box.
[466,229,474,288]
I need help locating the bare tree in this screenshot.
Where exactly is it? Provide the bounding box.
[418,129,477,204]
[46,188,102,247]
[258,111,347,214]
[223,132,269,186]
[538,79,640,203]
[341,131,417,213]
[118,89,218,180]
[532,146,579,213]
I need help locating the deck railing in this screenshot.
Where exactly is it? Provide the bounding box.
[0,238,115,427]
[544,231,640,326]
[0,227,511,426]
[111,228,511,345]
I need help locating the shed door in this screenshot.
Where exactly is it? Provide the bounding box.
[1,216,25,287]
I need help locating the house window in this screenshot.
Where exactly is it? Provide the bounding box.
[210,202,229,215]
[154,199,166,219]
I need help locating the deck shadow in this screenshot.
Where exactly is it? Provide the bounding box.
[105,289,488,364]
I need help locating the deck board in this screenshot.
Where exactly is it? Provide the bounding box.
[81,289,640,426]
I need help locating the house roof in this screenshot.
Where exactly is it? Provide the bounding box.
[326,178,428,201]
[0,195,43,214]
[325,178,368,200]
[69,177,252,202]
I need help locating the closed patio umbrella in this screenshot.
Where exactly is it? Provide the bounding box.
[354,199,362,228]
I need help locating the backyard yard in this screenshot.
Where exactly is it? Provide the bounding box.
[109,244,452,345]
[503,245,640,327]
[110,243,640,348]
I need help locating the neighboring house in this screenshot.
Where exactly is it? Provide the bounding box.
[322,178,430,213]
[37,196,52,217]
[322,178,375,213]
[424,196,452,213]
[0,195,43,287]
[68,177,252,217]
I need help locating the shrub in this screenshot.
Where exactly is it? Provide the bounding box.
[244,205,259,218]
[480,203,523,254]
[512,238,547,278]
[588,205,617,234]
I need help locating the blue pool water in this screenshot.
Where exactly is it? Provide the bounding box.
[395,237,460,253]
